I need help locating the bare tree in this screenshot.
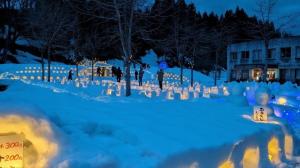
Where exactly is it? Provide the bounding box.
[82,28,103,81]
[251,0,279,81]
[186,32,211,87]
[211,19,236,86]
[68,0,145,96]
[159,1,194,86]
[251,0,300,81]
[0,0,18,62]
[0,0,16,8]
[26,0,73,82]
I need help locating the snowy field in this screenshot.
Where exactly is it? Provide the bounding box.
[1,61,300,168]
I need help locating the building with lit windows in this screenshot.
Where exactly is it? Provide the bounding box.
[227,37,300,84]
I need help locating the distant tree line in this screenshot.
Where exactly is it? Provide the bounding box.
[0,0,281,66]
[0,0,283,93]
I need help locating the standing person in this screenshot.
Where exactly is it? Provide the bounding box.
[97,67,101,76]
[134,69,138,81]
[157,69,164,90]
[138,67,144,86]
[117,67,122,82]
[111,66,116,77]
[68,69,73,81]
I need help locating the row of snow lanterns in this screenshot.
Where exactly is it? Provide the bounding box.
[101,79,229,100]
[164,73,189,81]
[16,70,68,74]
[19,76,65,81]
[17,66,67,74]
[13,67,230,100]
[13,66,70,82]
[24,66,65,70]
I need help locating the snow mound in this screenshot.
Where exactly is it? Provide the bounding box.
[141,49,159,67]
[14,50,41,64]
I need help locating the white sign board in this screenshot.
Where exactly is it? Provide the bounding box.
[0,135,23,168]
[253,106,268,121]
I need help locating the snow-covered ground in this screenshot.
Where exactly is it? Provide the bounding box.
[1,59,300,167]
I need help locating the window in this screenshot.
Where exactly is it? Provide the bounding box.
[281,47,291,58]
[241,51,250,59]
[267,48,276,59]
[241,70,249,80]
[296,69,300,79]
[230,52,237,60]
[253,50,262,60]
[267,68,278,81]
[296,47,300,58]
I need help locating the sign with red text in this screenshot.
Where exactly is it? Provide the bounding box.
[0,135,23,168]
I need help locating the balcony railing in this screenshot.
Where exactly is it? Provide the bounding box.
[253,59,262,64]
[230,59,238,63]
[266,58,277,64]
[280,57,291,63]
[240,59,249,64]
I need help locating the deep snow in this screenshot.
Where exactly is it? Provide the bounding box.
[1,62,299,168]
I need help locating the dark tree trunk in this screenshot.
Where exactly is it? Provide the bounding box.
[41,50,45,81]
[47,47,51,82]
[91,58,94,81]
[180,64,183,85]
[125,57,131,96]
[76,63,79,77]
[214,51,218,86]
[263,40,269,82]
[191,67,194,87]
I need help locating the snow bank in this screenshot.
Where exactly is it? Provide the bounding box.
[1,64,299,168]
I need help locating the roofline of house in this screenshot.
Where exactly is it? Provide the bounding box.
[228,36,300,47]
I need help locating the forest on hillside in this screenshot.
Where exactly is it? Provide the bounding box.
[0,0,281,72]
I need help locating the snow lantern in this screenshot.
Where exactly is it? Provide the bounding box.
[218,160,234,168]
[180,88,189,100]
[242,147,260,168]
[268,136,281,165]
[223,87,230,96]
[155,89,160,97]
[166,89,174,100]
[193,91,199,99]
[210,86,219,95]
[188,86,194,92]
[253,106,271,121]
[195,84,201,93]
[202,87,210,98]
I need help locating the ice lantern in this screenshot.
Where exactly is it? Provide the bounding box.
[253,87,273,121]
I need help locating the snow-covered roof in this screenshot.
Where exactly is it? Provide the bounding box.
[94,61,112,67]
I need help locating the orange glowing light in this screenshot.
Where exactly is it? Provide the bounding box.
[0,115,58,168]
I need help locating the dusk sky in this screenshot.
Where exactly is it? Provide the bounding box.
[185,0,300,35]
